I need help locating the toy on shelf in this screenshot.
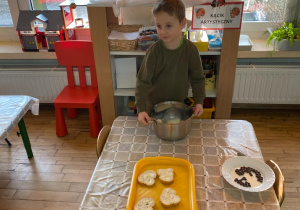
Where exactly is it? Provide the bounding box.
[207,30,223,50]
[16,10,64,52]
[59,1,91,40]
[202,56,217,90]
[138,26,159,51]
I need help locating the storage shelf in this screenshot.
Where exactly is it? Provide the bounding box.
[110,46,221,56]
[199,51,221,55]
[110,46,146,55]
[114,89,135,96]
[114,88,216,97]
[188,88,217,98]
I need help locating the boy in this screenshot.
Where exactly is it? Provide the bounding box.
[135,0,206,125]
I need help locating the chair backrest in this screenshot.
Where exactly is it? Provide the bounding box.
[54,40,98,88]
[266,160,285,206]
[96,125,111,158]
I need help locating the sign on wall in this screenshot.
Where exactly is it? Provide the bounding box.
[192,2,244,30]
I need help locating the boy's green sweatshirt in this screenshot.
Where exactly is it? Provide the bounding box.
[135,38,206,113]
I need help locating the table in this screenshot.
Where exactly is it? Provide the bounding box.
[0,95,39,158]
[80,116,280,210]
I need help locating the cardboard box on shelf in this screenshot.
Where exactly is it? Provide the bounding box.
[116,74,136,88]
[188,30,209,51]
[115,57,137,88]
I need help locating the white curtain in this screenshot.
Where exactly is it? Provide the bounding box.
[283,0,300,26]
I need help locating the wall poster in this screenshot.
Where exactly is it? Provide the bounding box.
[192,2,244,30]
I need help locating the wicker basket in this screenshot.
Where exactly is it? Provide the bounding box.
[108,24,143,51]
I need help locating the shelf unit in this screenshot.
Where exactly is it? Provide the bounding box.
[109,47,221,56]
[87,6,240,126]
[114,88,217,97]
[110,48,220,100]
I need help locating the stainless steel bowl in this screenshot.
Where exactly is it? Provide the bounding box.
[149,101,193,141]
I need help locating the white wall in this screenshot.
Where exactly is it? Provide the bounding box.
[121,7,154,26]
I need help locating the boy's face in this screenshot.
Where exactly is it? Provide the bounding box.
[154,12,186,49]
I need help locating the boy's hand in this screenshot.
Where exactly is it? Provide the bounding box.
[193,104,203,116]
[138,112,152,125]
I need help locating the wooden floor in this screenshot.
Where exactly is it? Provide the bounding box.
[0,105,299,210]
[231,108,300,210]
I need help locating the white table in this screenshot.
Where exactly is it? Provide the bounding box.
[80,116,280,210]
[0,95,39,158]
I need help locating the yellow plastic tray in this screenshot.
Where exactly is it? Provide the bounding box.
[126,157,196,210]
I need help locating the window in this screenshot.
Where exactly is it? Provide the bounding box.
[30,0,64,10]
[0,0,296,42]
[242,0,286,23]
[0,0,13,26]
[186,1,292,33]
[31,0,88,24]
[30,0,65,26]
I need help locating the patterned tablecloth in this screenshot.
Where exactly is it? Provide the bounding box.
[0,95,39,143]
[80,116,279,210]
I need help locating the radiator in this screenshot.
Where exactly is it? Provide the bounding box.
[0,64,299,104]
[0,67,92,103]
[233,64,300,104]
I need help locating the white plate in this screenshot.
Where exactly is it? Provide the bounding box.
[222,157,275,192]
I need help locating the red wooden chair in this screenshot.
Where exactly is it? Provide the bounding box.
[54,40,101,137]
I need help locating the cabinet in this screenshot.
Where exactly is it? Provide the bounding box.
[111,50,220,97]
[87,6,240,126]
[60,0,91,40]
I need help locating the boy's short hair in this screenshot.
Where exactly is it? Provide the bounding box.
[153,0,185,22]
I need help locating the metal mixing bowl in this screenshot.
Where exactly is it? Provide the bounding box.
[149,101,193,141]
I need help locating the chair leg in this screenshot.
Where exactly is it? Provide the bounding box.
[67,108,78,119]
[89,107,100,137]
[55,107,68,136]
[96,98,102,120]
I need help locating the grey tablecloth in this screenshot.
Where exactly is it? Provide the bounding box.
[0,95,39,143]
[80,116,279,210]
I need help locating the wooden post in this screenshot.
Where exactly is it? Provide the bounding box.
[88,7,116,126]
[215,29,240,119]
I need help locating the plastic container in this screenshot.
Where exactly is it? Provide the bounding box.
[203,70,216,91]
[193,41,208,51]
[194,99,215,119]
[138,26,157,36]
[188,30,209,51]
[185,97,215,119]
[138,40,156,51]
[138,32,159,51]
[207,31,223,50]
[184,97,215,119]
[205,74,216,90]
[239,35,253,51]
[138,26,158,51]
[208,34,222,47]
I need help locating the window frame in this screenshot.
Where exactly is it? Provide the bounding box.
[241,21,271,32]
[0,0,31,41]
[0,0,283,42]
